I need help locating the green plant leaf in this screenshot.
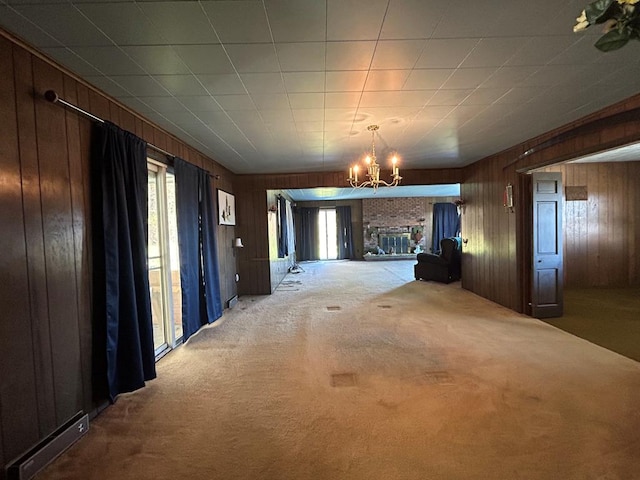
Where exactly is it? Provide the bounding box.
[595,30,630,51]
[585,0,615,23]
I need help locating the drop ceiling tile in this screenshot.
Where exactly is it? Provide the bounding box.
[521,64,585,87]
[327,0,387,41]
[76,3,165,45]
[494,86,547,105]
[11,4,111,46]
[360,90,432,108]
[371,40,425,70]
[155,75,208,96]
[252,93,290,109]
[0,5,62,47]
[403,69,453,90]
[443,68,496,89]
[432,2,501,38]
[110,75,168,97]
[225,44,280,73]
[138,1,219,44]
[324,108,355,121]
[292,109,324,122]
[120,46,190,75]
[296,121,324,132]
[259,109,295,123]
[283,72,325,93]
[288,93,324,109]
[325,71,368,92]
[380,0,445,39]
[364,70,411,91]
[265,0,326,42]
[173,45,235,74]
[225,109,263,124]
[325,92,362,108]
[84,76,131,98]
[480,66,537,88]
[506,36,578,66]
[134,96,187,113]
[427,89,472,106]
[275,42,325,72]
[197,74,246,95]
[70,46,146,75]
[202,1,271,43]
[461,87,511,106]
[196,110,235,124]
[176,96,222,112]
[415,39,480,69]
[240,73,286,94]
[326,41,376,71]
[41,47,103,76]
[461,37,529,68]
[214,94,255,110]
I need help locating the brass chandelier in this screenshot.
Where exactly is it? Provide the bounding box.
[347,125,401,190]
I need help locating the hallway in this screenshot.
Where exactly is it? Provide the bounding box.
[37,261,640,480]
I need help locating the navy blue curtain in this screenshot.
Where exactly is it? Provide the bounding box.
[298,207,319,261]
[336,206,354,259]
[277,195,288,258]
[432,203,461,254]
[174,158,223,341]
[91,121,155,402]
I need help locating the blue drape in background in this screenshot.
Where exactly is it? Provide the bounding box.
[431,203,461,254]
[336,206,354,259]
[298,207,319,261]
[91,121,155,402]
[277,195,288,258]
[174,159,223,341]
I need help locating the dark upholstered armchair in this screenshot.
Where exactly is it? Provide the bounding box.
[414,237,461,284]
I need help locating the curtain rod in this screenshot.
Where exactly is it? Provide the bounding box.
[45,89,175,159]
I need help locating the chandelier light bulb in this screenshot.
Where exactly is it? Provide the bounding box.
[347,124,401,191]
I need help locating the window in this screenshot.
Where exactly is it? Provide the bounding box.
[148,161,182,359]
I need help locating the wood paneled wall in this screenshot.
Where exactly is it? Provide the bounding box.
[0,31,236,475]
[461,93,640,313]
[542,161,640,287]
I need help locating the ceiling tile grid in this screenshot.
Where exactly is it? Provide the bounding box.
[0,0,638,174]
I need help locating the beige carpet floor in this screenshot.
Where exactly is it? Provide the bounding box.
[37,260,640,480]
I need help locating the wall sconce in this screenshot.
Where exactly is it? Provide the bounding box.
[503,184,514,212]
[233,237,244,248]
[454,199,465,215]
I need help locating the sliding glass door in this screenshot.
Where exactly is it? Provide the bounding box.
[318,208,338,260]
[148,161,182,359]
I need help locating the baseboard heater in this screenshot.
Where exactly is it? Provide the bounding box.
[227,295,238,308]
[6,411,89,480]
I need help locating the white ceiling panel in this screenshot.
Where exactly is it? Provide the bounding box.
[202,1,271,44]
[3,0,638,175]
[137,2,220,44]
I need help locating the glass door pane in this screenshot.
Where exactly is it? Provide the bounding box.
[148,169,167,353]
[166,172,182,341]
[318,209,338,260]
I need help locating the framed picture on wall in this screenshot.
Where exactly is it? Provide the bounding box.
[217,189,236,226]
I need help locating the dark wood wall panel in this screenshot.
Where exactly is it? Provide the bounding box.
[13,43,58,438]
[0,31,238,475]
[543,161,640,288]
[0,36,41,468]
[32,58,84,425]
